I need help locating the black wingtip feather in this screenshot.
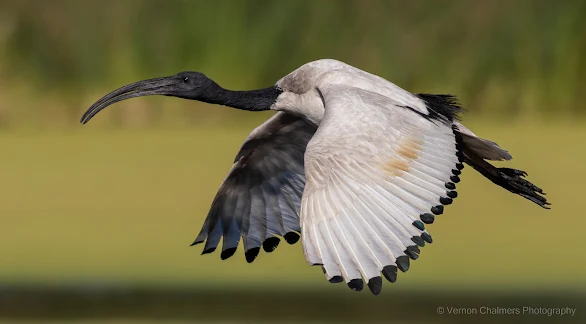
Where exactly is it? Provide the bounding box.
[382,265,398,283]
[412,220,425,231]
[405,246,420,260]
[348,279,364,291]
[421,232,433,244]
[420,213,435,224]
[262,237,280,252]
[201,247,216,255]
[456,152,465,162]
[284,232,300,244]
[431,205,444,215]
[411,236,425,247]
[439,197,453,205]
[367,277,383,295]
[245,247,260,263]
[329,276,344,284]
[396,256,410,272]
[221,247,237,260]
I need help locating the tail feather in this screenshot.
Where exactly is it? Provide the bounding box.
[454,122,512,161]
[461,148,550,209]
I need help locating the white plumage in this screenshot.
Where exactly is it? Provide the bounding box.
[298,81,459,290]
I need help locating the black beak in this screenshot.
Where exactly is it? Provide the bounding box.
[80,76,174,124]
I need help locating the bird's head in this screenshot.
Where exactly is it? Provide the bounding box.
[171,71,216,99]
[80,71,215,124]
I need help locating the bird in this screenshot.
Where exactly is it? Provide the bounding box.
[81,59,549,295]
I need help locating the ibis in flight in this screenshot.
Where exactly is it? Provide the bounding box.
[81,59,549,295]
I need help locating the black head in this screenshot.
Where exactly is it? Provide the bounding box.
[80,71,215,124]
[173,71,215,99]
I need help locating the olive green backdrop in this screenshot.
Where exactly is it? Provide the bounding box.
[0,0,584,323]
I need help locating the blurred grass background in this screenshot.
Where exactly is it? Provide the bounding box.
[0,0,585,323]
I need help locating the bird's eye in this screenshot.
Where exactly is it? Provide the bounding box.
[183,77,189,83]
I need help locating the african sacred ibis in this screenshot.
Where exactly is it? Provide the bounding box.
[81,59,549,295]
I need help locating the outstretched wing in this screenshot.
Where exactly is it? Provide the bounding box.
[192,112,317,262]
[301,84,462,295]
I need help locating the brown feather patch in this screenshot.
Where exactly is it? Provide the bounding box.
[381,138,423,176]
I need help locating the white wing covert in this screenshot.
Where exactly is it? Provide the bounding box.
[301,84,463,295]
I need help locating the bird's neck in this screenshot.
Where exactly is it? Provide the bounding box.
[199,83,282,111]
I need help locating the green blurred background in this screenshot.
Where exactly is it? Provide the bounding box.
[1,0,585,323]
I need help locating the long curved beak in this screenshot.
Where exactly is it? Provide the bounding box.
[80,77,174,124]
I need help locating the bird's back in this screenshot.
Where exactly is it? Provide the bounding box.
[275,59,429,122]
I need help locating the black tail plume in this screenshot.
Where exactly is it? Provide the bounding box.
[461,148,550,209]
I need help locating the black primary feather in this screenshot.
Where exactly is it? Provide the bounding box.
[192,112,317,261]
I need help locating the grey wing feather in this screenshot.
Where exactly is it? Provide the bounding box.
[454,122,512,161]
[192,112,317,261]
